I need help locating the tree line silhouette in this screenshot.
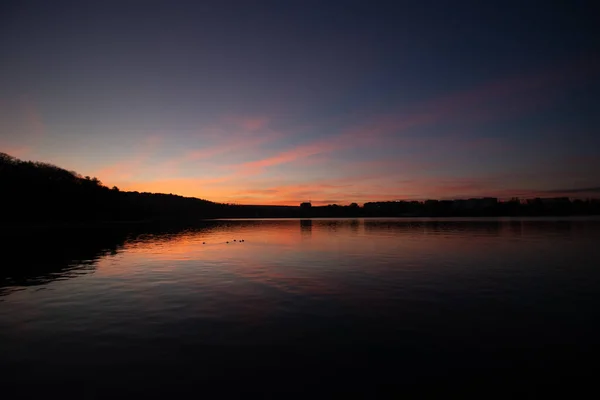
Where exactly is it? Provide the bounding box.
[0,152,224,223]
[1,152,599,224]
[360,198,600,217]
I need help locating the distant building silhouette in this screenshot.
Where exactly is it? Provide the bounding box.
[300,201,312,217]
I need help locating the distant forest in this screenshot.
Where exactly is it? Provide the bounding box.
[0,152,224,223]
[1,152,599,224]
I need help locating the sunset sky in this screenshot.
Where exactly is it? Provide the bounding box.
[1,0,599,205]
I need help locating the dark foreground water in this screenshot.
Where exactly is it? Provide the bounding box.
[1,218,599,397]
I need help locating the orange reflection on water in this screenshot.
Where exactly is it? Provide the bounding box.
[93,218,594,282]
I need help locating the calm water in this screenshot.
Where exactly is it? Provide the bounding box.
[1,218,599,397]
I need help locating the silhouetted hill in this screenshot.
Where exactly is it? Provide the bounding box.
[0,152,224,224]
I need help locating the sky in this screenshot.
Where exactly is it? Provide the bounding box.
[1,0,599,205]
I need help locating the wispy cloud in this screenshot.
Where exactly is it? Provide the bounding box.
[92,59,599,204]
[237,136,350,172]
[183,128,281,162]
[92,114,280,187]
[224,61,593,177]
[151,115,283,179]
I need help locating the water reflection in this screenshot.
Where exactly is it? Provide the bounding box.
[363,219,504,235]
[1,218,599,395]
[0,224,217,295]
[1,229,124,295]
[2,218,598,296]
[300,219,312,237]
[350,219,360,234]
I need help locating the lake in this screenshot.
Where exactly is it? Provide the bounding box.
[1,218,599,397]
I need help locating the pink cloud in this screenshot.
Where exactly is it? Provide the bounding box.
[229,59,595,177]
[99,62,573,194]
[238,139,346,171]
[117,164,592,205]
[105,131,518,205]
[149,116,283,178]
[230,121,395,174]
[98,127,288,192]
[83,59,599,204]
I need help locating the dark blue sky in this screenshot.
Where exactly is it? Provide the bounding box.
[1,0,598,204]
